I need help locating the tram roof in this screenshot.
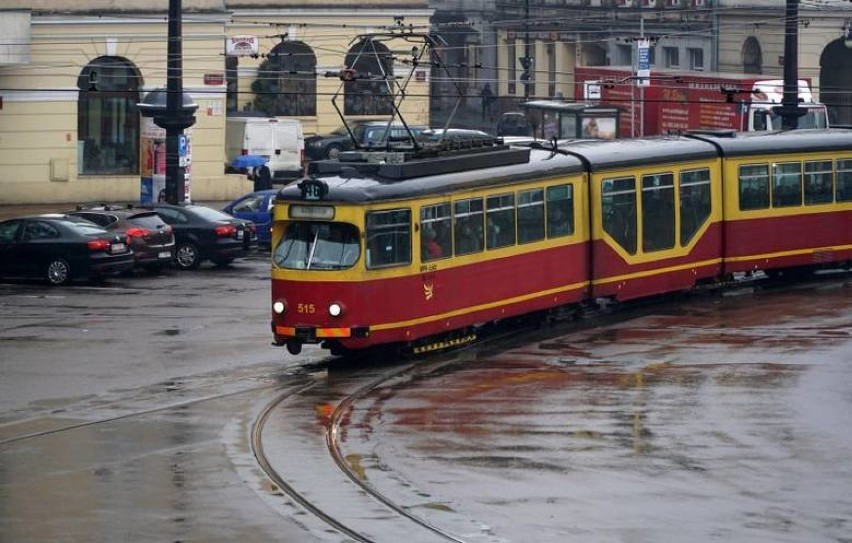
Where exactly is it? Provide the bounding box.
[277,147,586,204]
[684,128,852,157]
[558,136,720,171]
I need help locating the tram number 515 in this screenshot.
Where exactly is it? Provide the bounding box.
[298,303,316,314]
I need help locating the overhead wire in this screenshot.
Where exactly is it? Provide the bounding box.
[1,7,849,111]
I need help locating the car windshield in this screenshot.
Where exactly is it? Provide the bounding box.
[273,221,360,270]
[189,206,236,222]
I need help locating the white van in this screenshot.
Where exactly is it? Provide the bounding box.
[225,116,304,181]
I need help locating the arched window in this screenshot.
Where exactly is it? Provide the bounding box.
[77,57,141,175]
[820,39,852,126]
[743,37,762,74]
[344,39,394,116]
[252,41,317,117]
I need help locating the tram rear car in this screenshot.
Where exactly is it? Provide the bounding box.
[692,129,852,274]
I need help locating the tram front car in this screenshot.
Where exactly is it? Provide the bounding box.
[270,175,389,356]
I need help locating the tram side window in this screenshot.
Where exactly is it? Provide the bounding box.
[546,184,574,238]
[804,160,834,205]
[836,159,852,202]
[641,173,675,252]
[772,162,803,207]
[486,193,516,249]
[679,168,711,246]
[517,188,545,244]
[420,203,452,261]
[365,209,411,269]
[454,198,484,256]
[738,164,770,210]
[602,177,637,255]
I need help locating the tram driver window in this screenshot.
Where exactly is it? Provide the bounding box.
[602,177,637,255]
[641,173,675,252]
[365,209,411,269]
[772,162,803,207]
[273,222,361,270]
[517,188,545,244]
[738,164,770,211]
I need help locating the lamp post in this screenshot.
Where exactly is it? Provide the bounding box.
[137,0,197,204]
[779,0,802,130]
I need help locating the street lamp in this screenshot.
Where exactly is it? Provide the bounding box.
[135,0,197,205]
[137,88,197,204]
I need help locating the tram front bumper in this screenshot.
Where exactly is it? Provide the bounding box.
[273,324,370,344]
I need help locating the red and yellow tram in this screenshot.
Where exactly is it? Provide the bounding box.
[269,129,852,356]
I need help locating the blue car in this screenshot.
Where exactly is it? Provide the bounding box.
[222,189,278,247]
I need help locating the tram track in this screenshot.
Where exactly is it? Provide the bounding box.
[251,353,497,543]
[0,363,323,446]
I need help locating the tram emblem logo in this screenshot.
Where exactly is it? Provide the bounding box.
[422,275,435,301]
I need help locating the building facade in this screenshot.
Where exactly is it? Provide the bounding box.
[0,1,432,204]
[468,0,850,125]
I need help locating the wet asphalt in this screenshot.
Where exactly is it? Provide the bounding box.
[0,256,849,542]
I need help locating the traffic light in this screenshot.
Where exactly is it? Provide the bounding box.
[519,56,533,96]
[519,56,533,81]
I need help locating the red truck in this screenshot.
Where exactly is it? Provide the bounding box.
[574,66,829,138]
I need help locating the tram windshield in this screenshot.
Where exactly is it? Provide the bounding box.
[273,221,360,270]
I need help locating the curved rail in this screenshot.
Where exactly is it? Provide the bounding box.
[251,379,389,543]
[252,356,479,543]
[325,358,475,543]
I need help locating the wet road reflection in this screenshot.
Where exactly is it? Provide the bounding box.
[1,267,849,542]
[340,280,852,542]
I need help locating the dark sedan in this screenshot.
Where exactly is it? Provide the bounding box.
[304,121,426,161]
[141,203,257,269]
[0,214,135,285]
[68,206,175,272]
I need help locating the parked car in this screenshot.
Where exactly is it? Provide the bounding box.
[304,121,427,160]
[222,189,277,248]
[421,128,496,148]
[496,111,533,137]
[67,206,175,273]
[0,214,135,285]
[139,203,257,270]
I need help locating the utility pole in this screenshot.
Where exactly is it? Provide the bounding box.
[137,0,197,205]
[164,0,189,203]
[780,0,802,129]
[522,0,532,99]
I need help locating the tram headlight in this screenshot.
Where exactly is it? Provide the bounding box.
[328,302,344,318]
[273,300,287,315]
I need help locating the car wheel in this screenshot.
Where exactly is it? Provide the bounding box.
[326,144,342,160]
[174,242,201,270]
[46,258,71,286]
